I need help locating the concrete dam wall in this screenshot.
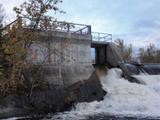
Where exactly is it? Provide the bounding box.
[29,31,92,65]
[28,30,94,86]
[27,27,124,87]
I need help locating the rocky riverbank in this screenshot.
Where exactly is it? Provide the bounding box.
[0,71,106,119]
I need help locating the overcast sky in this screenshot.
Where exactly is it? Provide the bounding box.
[1,0,160,50]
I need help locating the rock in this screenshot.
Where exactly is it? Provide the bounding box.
[0,95,32,119]
[30,86,67,113]
[0,71,106,118]
[66,71,106,103]
[30,71,106,113]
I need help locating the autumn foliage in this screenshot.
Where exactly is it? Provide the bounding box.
[0,0,63,95]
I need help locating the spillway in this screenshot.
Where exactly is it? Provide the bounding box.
[44,68,160,120]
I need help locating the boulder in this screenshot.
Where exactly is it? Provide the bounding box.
[30,71,106,113]
[0,71,106,118]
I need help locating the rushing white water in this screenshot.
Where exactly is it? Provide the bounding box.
[48,68,160,119]
[8,68,160,120]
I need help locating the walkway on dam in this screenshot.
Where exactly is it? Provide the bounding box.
[48,21,122,67]
[91,32,114,66]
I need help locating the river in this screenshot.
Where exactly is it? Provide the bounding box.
[7,68,160,120]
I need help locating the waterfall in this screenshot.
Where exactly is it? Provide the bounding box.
[8,68,160,120]
[49,68,160,120]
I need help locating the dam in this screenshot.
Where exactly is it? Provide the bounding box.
[28,21,123,87]
[2,20,160,119]
[0,20,124,118]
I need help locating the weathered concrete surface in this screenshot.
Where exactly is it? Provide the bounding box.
[106,43,123,67]
[38,30,92,41]
[27,31,93,87]
[61,65,94,86]
[42,65,94,86]
[42,66,64,85]
[28,31,92,65]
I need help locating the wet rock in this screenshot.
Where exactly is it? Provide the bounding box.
[30,71,106,113]
[0,71,106,118]
[66,71,106,103]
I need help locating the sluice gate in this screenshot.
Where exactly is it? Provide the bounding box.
[91,32,123,67]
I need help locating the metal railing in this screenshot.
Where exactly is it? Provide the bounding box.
[92,32,112,42]
[2,19,92,35]
[54,21,91,35]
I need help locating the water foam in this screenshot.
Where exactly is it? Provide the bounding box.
[47,68,160,119]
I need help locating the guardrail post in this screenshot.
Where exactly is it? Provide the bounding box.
[80,30,82,34]
[110,34,112,42]
[67,23,70,32]
[98,33,100,42]
[88,25,91,34]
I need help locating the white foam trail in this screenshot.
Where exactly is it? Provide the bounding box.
[71,68,160,117]
[46,68,160,119]
[133,74,160,96]
[133,74,160,85]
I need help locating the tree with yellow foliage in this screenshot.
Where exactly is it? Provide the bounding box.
[1,0,63,95]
